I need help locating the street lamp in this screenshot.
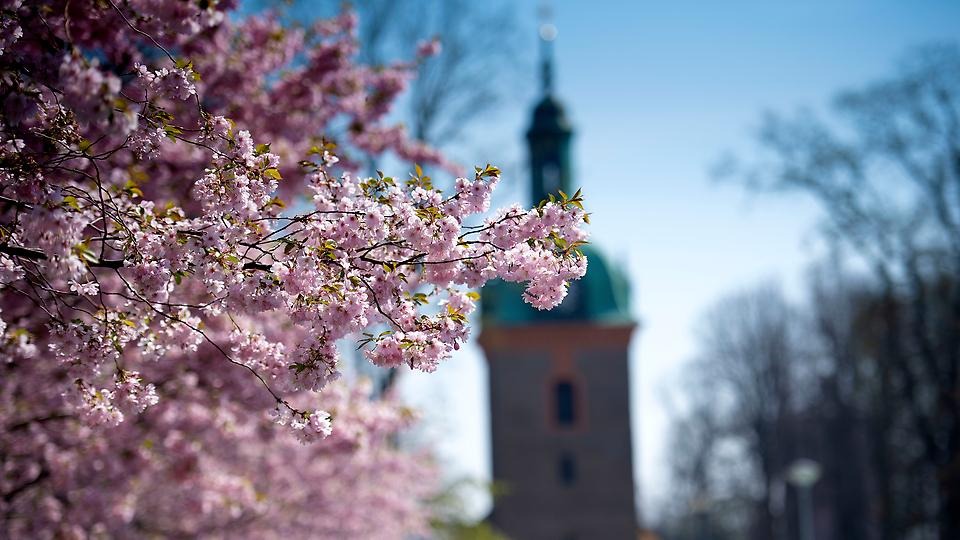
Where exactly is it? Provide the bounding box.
[786,459,821,540]
[689,492,712,540]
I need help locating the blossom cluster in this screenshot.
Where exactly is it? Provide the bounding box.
[0,0,588,537]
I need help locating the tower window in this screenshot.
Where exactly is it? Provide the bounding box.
[555,380,577,426]
[559,453,577,486]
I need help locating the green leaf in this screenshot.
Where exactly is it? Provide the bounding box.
[164,125,182,141]
[263,168,282,180]
[73,243,99,264]
[124,179,144,198]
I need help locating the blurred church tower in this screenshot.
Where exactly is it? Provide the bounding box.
[479,11,639,540]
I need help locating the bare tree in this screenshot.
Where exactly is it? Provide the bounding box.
[806,265,888,540]
[354,0,523,148]
[666,273,900,540]
[662,285,806,540]
[725,43,960,539]
[664,391,754,540]
[703,285,805,540]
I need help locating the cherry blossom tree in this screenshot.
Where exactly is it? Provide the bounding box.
[0,0,589,537]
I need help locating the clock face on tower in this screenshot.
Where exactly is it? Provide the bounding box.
[542,162,560,193]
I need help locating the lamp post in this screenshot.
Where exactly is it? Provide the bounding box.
[786,459,821,540]
[689,492,712,540]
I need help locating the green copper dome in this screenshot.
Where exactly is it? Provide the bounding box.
[480,245,633,326]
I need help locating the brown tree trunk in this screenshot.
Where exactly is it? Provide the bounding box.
[939,430,960,540]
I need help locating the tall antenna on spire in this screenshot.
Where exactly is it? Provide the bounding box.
[538,2,558,95]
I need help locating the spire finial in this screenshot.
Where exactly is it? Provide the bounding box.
[538,2,557,95]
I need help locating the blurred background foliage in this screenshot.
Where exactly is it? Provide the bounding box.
[664,44,960,540]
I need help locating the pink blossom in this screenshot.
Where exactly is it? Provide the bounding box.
[0,2,589,537]
[68,280,99,296]
[416,38,442,58]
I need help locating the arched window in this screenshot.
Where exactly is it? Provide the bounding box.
[554,380,577,427]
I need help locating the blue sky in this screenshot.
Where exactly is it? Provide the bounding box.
[398,0,960,521]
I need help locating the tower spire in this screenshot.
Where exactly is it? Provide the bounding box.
[538,3,557,95]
